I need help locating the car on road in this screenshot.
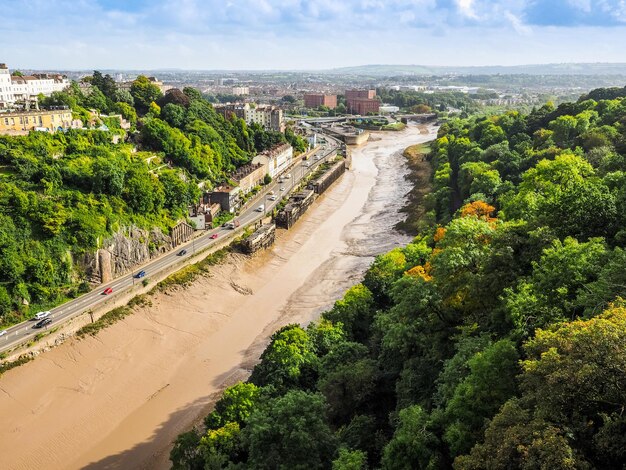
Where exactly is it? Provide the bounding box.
[256,204,265,212]
[303,162,311,167]
[135,270,146,278]
[34,311,51,320]
[0,330,7,337]
[314,155,321,160]
[285,173,292,179]
[102,287,113,295]
[34,318,52,329]
[280,187,285,191]
[268,195,278,201]
[210,233,219,239]
[178,249,187,256]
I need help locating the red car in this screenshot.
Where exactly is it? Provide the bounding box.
[210,233,219,239]
[103,287,113,295]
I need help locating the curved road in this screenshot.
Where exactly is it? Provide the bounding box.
[0,135,341,354]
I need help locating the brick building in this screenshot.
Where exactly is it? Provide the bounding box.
[304,93,337,109]
[347,98,380,115]
[345,89,379,115]
[230,162,267,194]
[345,89,376,100]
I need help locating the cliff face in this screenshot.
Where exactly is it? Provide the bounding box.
[80,226,174,284]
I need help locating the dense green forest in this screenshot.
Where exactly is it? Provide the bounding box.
[0,72,304,327]
[171,86,626,469]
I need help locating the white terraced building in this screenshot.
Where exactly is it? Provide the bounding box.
[0,63,70,109]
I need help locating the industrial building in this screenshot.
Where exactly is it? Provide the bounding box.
[303,93,337,109]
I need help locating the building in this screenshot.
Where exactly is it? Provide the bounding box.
[304,93,337,109]
[0,108,73,134]
[345,89,379,115]
[0,63,69,109]
[345,89,376,101]
[347,98,380,115]
[0,65,13,106]
[214,103,247,120]
[209,185,242,213]
[215,103,285,132]
[230,162,267,194]
[252,143,293,179]
[379,105,400,114]
[232,86,250,96]
[245,105,284,132]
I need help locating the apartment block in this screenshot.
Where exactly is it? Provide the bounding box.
[303,93,337,109]
[0,109,73,134]
[252,143,293,179]
[0,63,69,109]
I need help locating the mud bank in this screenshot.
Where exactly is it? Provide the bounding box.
[0,123,438,470]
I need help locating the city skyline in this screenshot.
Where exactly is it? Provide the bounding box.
[3,0,626,70]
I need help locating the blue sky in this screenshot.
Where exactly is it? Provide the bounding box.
[2,0,626,69]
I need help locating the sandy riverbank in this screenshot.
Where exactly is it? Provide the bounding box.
[0,123,438,470]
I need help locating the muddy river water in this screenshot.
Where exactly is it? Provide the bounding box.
[0,123,437,470]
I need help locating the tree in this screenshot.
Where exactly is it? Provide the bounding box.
[183,86,203,102]
[242,390,337,470]
[381,405,442,470]
[204,383,261,430]
[162,103,186,128]
[130,75,163,113]
[170,428,203,470]
[455,400,586,470]
[332,448,367,470]
[504,237,607,337]
[249,324,318,391]
[442,339,519,457]
[84,87,108,112]
[114,89,134,106]
[323,284,375,342]
[114,101,137,125]
[363,249,407,307]
[460,304,626,469]
[158,88,191,108]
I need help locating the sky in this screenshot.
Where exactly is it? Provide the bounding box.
[2,0,626,70]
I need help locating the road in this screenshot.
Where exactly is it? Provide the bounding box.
[0,135,341,354]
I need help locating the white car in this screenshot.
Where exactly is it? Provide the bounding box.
[280,187,286,191]
[34,311,51,320]
[256,204,265,212]
[269,195,278,201]
[0,330,7,337]
[303,162,311,168]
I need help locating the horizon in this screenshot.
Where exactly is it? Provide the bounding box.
[4,0,626,70]
[12,62,626,73]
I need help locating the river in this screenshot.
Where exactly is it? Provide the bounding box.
[0,123,437,470]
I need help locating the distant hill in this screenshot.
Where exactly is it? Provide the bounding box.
[325,63,626,76]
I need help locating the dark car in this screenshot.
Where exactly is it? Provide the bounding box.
[135,270,146,278]
[34,318,52,329]
[178,249,187,256]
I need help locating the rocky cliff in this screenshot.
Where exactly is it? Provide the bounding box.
[80,226,174,284]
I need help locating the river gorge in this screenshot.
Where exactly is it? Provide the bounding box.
[0,123,437,470]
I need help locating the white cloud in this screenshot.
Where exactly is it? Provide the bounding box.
[505,11,532,35]
[456,0,478,19]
